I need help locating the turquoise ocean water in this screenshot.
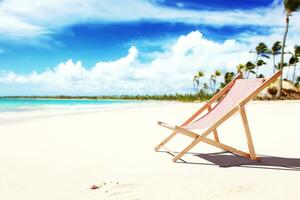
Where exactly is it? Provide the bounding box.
[0,98,139,112]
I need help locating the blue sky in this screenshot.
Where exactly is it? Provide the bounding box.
[0,0,299,95]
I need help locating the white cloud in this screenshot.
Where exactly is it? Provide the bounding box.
[1,29,299,95]
[0,0,299,42]
[0,31,259,95]
[1,1,299,95]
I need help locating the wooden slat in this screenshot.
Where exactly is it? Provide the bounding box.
[200,137,250,158]
[173,106,240,161]
[154,131,178,151]
[157,121,175,130]
[173,126,250,161]
[239,105,256,160]
[158,121,198,139]
[172,137,200,162]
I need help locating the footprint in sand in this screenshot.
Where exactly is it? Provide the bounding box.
[208,185,254,199]
[105,183,141,200]
[90,181,140,200]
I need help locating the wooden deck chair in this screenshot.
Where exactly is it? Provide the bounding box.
[155,71,282,162]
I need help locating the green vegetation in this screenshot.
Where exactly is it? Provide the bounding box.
[0,94,212,102]
[250,42,269,77]
[277,0,300,98]
[193,71,204,94]
[271,41,282,74]
[210,70,222,93]
[295,76,300,87]
[191,39,300,100]
[290,45,300,84]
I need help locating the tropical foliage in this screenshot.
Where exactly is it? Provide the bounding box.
[193,71,204,94]
[291,45,300,83]
[277,0,300,97]
[271,41,282,73]
[191,39,300,100]
[0,94,212,102]
[209,70,222,93]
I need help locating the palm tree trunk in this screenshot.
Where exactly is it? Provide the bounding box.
[246,71,250,79]
[273,55,276,74]
[214,83,216,93]
[255,55,259,78]
[286,65,290,80]
[276,14,289,98]
[292,65,297,84]
[193,81,197,94]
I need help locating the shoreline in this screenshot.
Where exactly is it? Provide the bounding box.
[1,100,300,124]
[0,102,156,124]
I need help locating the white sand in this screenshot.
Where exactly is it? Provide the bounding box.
[0,101,299,200]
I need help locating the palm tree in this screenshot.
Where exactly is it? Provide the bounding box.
[224,72,235,84]
[193,75,199,94]
[202,83,209,94]
[209,70,221,94]
[220,72,235,88]
[203,83,209,90]
[271,41,282,73]
[215,70,221,77]
[295,76,300,87]
[256,59,267,77]
[250,42,270,77]
[287,53,298,80]
[237,64,246,77]
[245,61,256,78]
[193,71,204,94]
[277,0,300,98]
[291,45,300,84]
[209,76,216,94]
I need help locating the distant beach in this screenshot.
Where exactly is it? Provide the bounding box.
[0,98,149,124]
[0,98,141,112]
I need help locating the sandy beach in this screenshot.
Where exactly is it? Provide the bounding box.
[0,101,299,200]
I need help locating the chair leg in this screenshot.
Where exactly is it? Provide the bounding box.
[173,137,201,162]
[173,129,251,162]
[239,105,257,160]
[154,131,178,151]
[213,129,220,142]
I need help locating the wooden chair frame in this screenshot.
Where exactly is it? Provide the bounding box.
[155,71,282,162]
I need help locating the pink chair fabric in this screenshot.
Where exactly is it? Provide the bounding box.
[183,78,264,130]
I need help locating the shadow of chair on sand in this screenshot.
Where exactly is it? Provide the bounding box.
[160,150,300,171]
